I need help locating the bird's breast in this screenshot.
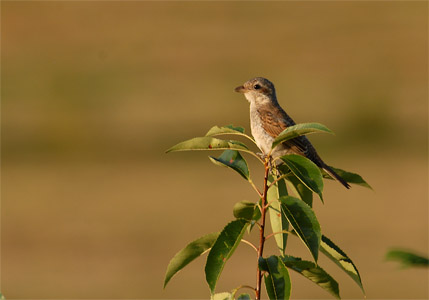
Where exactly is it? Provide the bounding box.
[250,106,274,155]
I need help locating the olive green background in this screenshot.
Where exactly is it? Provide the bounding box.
[1,1,428,299]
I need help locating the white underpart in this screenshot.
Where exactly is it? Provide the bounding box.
[246,91,275,155]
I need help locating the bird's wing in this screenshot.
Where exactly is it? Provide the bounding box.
[258,108,288,137]
[257,106,307,155]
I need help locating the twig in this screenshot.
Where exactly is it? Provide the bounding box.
[241,239,258,253]
[243,149,265,164]
[265,230,293,241]
[249,179,263,198]
[232,285,257,298]
[268,173,289,189]
[255,158,270,300]
[264,200,277,210]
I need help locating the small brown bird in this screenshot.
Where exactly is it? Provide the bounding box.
[235,77,350,189]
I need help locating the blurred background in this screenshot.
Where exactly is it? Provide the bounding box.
[1,1,428,299]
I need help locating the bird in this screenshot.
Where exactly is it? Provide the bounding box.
[234,77,350,189]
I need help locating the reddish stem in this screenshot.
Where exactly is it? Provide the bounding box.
[255,159,270,300]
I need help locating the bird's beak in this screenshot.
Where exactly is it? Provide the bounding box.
[234,85,246,93]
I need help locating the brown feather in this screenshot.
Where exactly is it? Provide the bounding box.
[238,76,350,189]
[258,107,287,138]
[257,104,308,155]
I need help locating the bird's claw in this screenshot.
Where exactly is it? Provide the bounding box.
[256,152,266,160]
[257,153,277,175]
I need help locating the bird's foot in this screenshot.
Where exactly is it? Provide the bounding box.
[257,153,278,175]
[256,152,266,160]
[269,158,282,176]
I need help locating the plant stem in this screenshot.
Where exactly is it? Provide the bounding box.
[268,172,288,189]
[232,285,258,299]
[265,230,292,241]
[255,158,270,300]
[241,239,259,253]
[249,179,263,198]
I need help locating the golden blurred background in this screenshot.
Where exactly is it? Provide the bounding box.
[1,1,428,299]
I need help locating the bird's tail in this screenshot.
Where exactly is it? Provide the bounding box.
[322,164,350,189]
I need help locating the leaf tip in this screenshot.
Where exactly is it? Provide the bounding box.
[313,254,319,264]
[365,183,374,190]
[317,192,324,204]
[163,274,171,289]
[165,145,179,153]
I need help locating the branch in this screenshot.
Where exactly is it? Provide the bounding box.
[255,158,270,300]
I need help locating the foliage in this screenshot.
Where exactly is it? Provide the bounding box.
[385,249,429,268]
[165,123,371,299]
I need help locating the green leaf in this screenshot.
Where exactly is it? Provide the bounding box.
[280,154,324,202]
[286,174,313,207]
[385,249,429,268]
[279,196,321,262]
[205,219,249,294]
[164,232,219,288]
[236,293,252,300]
[272,123,333,149]
[212,292,233,300]
[247,199,262,233]
[209,150,250,180]
[320,235,365,294]
[259,256,291,300]
[206,125,245,136]
[268,176,289,254]
[166,137,249,153]
[282,255,340,299]
[323,166,372,189]
[233,200,261,221]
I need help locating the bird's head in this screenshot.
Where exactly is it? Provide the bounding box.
[234,77,277,105]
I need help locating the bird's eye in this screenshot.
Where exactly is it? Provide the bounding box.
[253,84,261,90]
